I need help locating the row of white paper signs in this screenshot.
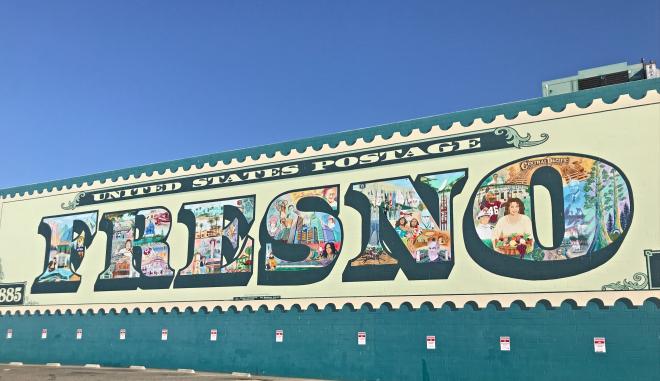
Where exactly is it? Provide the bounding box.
[3,329,607,352]
[498,336,607,353]
[4,328,219,342]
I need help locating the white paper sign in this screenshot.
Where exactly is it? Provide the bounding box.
[161,328,168,341]
[76,328,83,340]
[500,336,510,351]
[275,329,284,343]
[6,329,12,339]
[594,337,606,353]
[426,336,436,350]
[358,331,366,346]
[41,329,47,339]
[210,329,218,341]
[119,329,126,340]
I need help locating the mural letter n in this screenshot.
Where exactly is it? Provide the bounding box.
[343,171,467,282]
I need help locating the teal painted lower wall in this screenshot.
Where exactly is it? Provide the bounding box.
[1,300,659,381]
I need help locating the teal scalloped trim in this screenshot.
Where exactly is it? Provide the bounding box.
[2,78,659,199]
[1,296,658,315]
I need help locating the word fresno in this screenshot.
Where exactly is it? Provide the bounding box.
[32,152,633,293]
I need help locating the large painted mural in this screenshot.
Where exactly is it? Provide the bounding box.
[0,88,659,311]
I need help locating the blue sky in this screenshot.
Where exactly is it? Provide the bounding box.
[0,1,658,189]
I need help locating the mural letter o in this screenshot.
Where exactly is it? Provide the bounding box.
[463,153,633,280]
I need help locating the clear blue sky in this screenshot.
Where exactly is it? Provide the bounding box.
[0,1,658,189]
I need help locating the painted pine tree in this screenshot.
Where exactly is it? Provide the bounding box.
[583,161,612,251]
[620,202,632,231]
[613,169,626,232]
[604,166,627,233]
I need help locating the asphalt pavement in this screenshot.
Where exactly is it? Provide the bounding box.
[0,364,329,381]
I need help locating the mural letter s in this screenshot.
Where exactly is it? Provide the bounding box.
[258,185,343,285]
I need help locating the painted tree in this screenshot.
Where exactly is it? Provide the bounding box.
[583,162,612,250]
[620,203,632,231]
[603,166,626,233]
[607,213,614,233]
[601,167,621,235]
[614,170,626,232]
[602,168,613,231]
[419,176,433,188]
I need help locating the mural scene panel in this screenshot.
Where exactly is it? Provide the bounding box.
[472,155,632,261]
[265,187,341,271]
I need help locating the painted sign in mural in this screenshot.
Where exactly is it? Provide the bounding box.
[0,90,658,310]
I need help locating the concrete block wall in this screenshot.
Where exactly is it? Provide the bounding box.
[0,299,658,381]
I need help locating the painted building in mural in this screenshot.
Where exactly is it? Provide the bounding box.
[0,64,658,380]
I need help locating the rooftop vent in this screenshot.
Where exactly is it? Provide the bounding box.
[542,58,657,97]
[644,59,658,79]
[577,70,629,90]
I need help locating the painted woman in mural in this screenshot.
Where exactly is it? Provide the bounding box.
[395,217,408,238]
[323,187,338,209]
[408,218,421,244]
[115,239,137,277]
[492,198,534,258]
[267,215,281,239]
[476,209,495,245]
[117,239,133,258]
[273,201,289,241]
[323,242,338,259]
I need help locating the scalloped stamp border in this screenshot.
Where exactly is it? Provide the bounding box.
[1,291,659,316]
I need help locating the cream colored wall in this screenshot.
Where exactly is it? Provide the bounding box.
[0,91,659,313]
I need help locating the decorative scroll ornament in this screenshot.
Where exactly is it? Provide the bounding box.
[601,272,649,291]
[494,127,549,148]
[61,191,86,210]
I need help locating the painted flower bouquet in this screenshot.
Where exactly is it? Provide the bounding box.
[494,233,533,256]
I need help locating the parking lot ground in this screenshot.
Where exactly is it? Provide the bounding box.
[0,364,329,381]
